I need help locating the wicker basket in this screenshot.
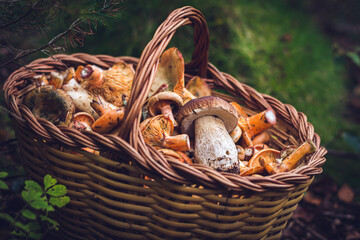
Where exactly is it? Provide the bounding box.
[3,6,327,240]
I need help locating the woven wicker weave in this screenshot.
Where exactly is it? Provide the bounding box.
[3,6,327,240]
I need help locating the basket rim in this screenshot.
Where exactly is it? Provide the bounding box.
[3,52,327,192]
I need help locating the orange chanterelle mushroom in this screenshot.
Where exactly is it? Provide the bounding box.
[140,115,190,152]
[78,62,134,107]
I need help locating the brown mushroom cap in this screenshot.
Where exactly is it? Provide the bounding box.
[149,47,185,96]
[185,76,212,98]
[72,112,95,131]
[24,85,75,126]
[147,91,183,116]
[178,96,239,138]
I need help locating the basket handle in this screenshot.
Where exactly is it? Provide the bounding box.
[120,6,209,144]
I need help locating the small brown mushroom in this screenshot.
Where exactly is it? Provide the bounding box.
[252,132,271,145]
[185,76,212,98]
[178,96,240,174]
[147,91,183,127]
[63,67,76,85]
[248,148,280,175]
[49,71,64,89]
[182,88,197,104]
[140,115,190,151]
[92,108,125,134]
[90,96,118,116]
[80,64,104,93]
[244,144,270,160]
[236,145,246,161]
[71,112,95,131]
[230,125,242,143]
[33,74,49,86]
[248,148,280,169]
[24,85,74,126]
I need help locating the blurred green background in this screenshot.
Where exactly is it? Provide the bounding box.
[1,0,360,187]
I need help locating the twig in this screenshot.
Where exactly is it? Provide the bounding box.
[0,6,33,30]
[294,218,327,240]
[0,18,84,68]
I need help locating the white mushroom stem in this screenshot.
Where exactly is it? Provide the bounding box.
[194,115,239,174]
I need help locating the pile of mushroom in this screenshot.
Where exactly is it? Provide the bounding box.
[23,47,316,176]
[23,60,134,155]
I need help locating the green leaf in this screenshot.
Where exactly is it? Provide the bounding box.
[0,212,15,223]
[40,215,59,230]
[27,222,41,232]
[347,52,360,66]
[22,209,37,220]
[11,230,27,237]
[24,180,43,192]
[46,184,67,197]
[44,175,57,191]
[0,172,8,178]
[30,198,54,212]
[0,180,8,190]
[14,221,30,233]
[29,232,43,240]
[49,196,70,208]
[22,189,53,211]
[21,189,43,203]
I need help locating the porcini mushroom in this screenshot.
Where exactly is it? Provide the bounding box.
[147,91,183,127]
[178,96,240,174]
[140,115,190,151]
[24,85,75,126]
